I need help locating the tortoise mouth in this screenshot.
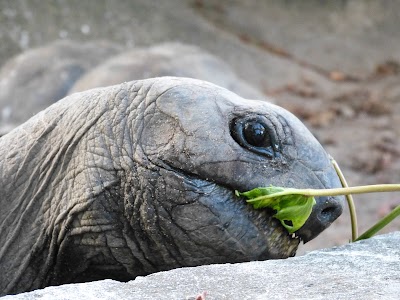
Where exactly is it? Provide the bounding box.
[155,162,301,258]
[243,202,300,258]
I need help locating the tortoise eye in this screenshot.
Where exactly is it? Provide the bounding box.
[243,121,271,148]
[231,116,279,158]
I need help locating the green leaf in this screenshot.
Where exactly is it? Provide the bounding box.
[236,181,400,240]
[236,186,316,234]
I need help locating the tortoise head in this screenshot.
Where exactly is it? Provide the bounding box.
[133,77,343,266]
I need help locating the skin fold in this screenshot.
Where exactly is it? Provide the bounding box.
[0,77,343,295]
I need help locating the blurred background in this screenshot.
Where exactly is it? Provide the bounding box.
[0,0,399,255]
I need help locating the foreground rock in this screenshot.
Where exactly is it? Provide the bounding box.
[3,232,399,299]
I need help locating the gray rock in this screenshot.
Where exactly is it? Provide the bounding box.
[3,232,399,299]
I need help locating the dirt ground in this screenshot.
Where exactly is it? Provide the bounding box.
[0,0,399,255]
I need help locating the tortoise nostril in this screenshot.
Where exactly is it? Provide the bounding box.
[316,205,341,227]
[321,206,337,217]
[319,201,343,223]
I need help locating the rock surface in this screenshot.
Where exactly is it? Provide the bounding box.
[3,232,399,300]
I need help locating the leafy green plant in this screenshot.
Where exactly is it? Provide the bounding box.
[235,158,400,241]
[235,187,315,233]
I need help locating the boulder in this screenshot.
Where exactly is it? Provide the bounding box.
[3,232,399,300]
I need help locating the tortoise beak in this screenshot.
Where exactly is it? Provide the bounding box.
[295,195,344,243]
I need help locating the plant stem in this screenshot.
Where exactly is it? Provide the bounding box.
[355,205,400,241]
[248,184,400,200]
[331,158,358,241]
[301,184,400,196]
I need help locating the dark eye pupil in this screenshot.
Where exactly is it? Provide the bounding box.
[243,122,270,147]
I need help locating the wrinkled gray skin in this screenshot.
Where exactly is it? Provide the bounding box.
[0,40,121,135]
[69,42,264,100]
[0,77,343,296]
